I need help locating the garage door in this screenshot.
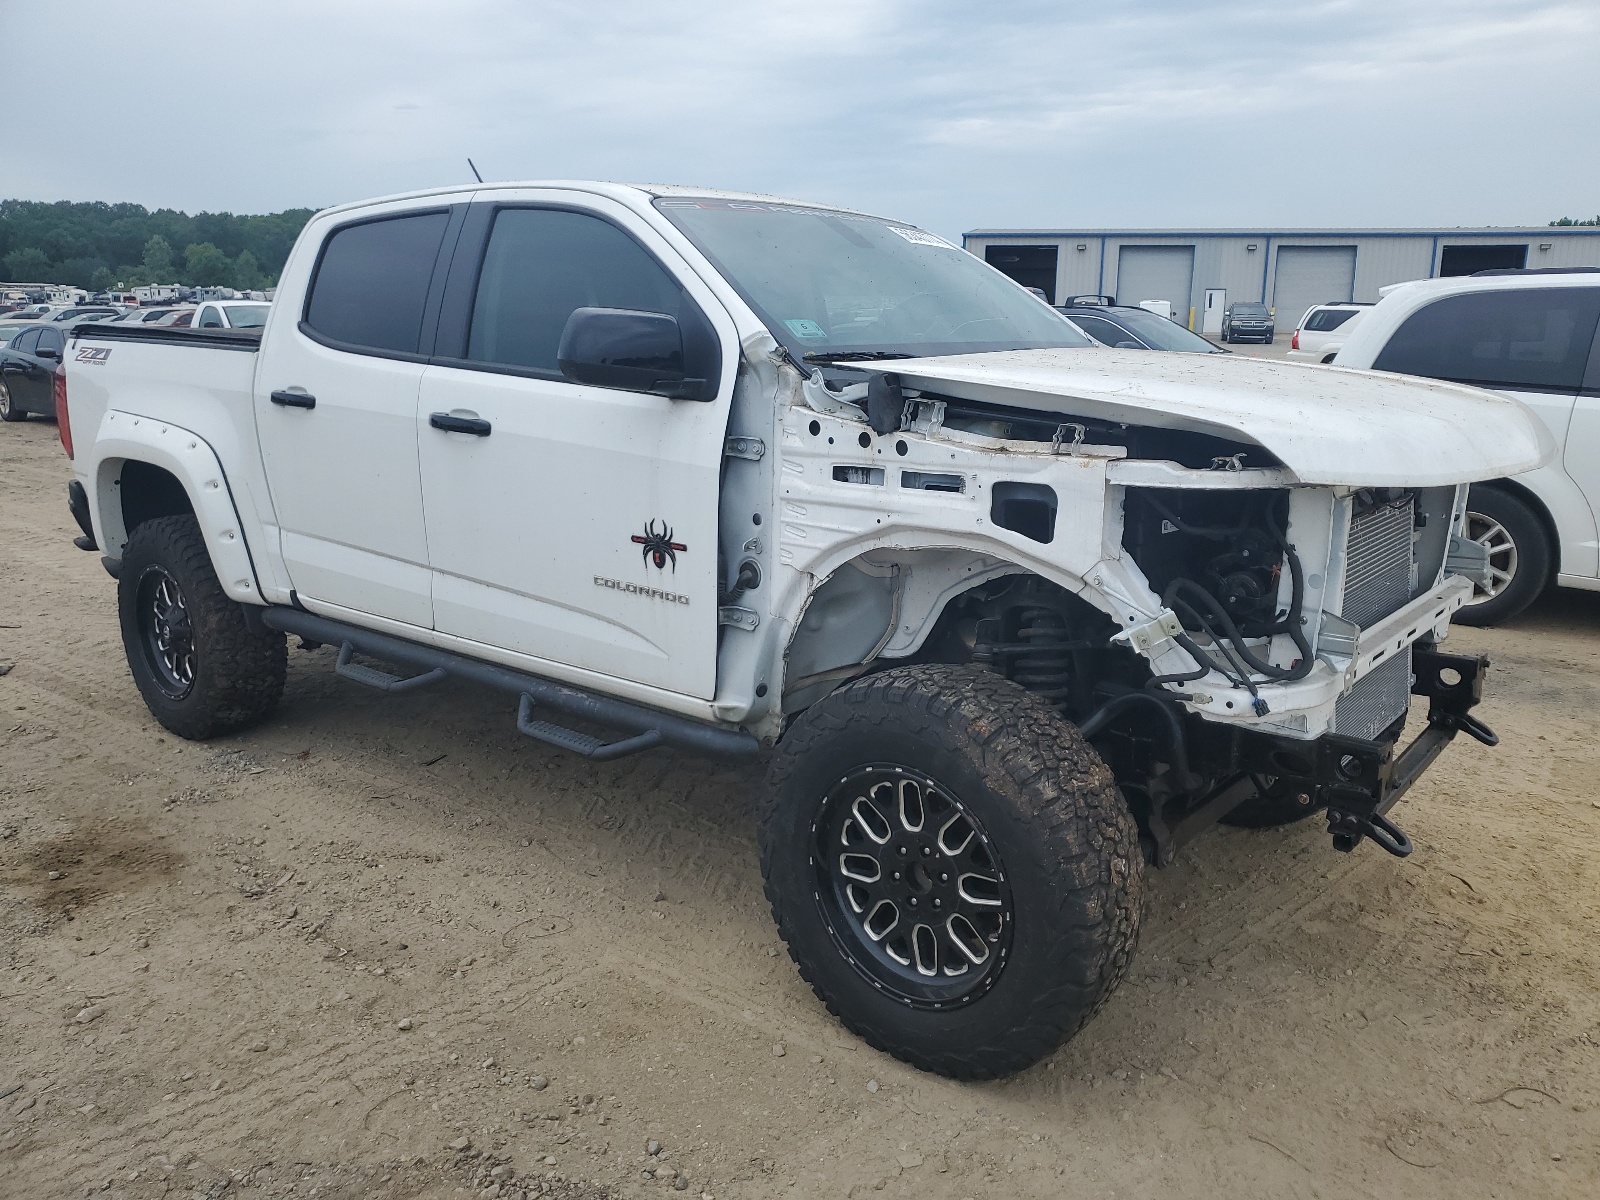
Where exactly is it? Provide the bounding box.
[1273,246,1356,330]
[1115,246,1194,319]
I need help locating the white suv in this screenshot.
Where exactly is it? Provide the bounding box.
[1287,302,1369,363]
[1335,269,1600,623]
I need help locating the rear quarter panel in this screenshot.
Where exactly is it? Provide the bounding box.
[65,330,291,601]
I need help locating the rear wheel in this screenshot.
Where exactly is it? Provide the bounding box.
[118,514,286,739]
[1454,486,1550,626]
[762,664,1143,1078]
[0,380,26,422]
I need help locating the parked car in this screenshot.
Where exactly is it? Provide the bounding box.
[46,306,120,323]
[111,306,195,325]
[1057,302,1227,353]
[192,300,270,329]
[0,321,71,421]
[1287,302,1370,363]
[1221,302,1275,343]
[1334,268,1600,624]
[59,181,1542,1079]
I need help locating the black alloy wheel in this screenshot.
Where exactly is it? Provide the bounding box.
[117,514,286,739]
[814,765,1013,1007]
[134,565,197,699]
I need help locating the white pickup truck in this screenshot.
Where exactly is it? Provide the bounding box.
[55,182,1547,1079]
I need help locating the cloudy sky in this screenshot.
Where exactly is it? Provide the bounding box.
[3,0,1597,236]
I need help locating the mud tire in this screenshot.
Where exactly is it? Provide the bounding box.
[761,664,1143,1078]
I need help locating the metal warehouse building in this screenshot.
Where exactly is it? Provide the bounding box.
[963,226,1600,334]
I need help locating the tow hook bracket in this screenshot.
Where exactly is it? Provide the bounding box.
[1327,808,1413,858]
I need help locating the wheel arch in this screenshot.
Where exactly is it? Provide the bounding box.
[1469,476,1563,583]
[780,545,1125,716]
[88,412,265,605]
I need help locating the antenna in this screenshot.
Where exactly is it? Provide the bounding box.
[467,158,484,183]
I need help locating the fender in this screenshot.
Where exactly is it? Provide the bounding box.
[88,410,266,605]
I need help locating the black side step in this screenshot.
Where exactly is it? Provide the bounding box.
[517,695,663,761]
[335,642,448,693]
[257,606,759,760]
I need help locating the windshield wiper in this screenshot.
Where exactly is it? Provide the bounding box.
[802,350,917,363]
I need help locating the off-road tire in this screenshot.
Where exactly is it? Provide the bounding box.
[118,514,286,739]
[0,380,26,421]
[1220,777,1323,829]
[761,664,1144,1078]
[1454,486,1550,627]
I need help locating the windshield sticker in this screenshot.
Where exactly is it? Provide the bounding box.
[886,226,956,249]
[784,318,828,340]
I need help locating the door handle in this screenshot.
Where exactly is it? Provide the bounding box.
[270,389,316,409]
[429,412,492,436]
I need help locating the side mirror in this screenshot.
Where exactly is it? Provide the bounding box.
[557,307,711,400]
[35,346,59,360]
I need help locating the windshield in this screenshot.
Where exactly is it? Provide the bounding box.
[653,198,1090,362]
[1105,307,1223,352]
[1232,304,1270,317]
[223,303,270,328]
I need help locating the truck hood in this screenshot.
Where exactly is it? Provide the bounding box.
[862,348,1553,487]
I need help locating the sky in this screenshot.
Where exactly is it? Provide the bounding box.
[2,0,1597,238]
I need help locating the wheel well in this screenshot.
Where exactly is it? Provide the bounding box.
[120,460,194,537]
[1470,478,1561,580]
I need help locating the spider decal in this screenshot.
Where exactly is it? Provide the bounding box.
[631,520,687,571]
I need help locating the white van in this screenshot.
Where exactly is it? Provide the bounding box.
[1335,269,1600,623]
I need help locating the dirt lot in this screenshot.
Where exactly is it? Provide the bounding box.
[3,416,1598,1200]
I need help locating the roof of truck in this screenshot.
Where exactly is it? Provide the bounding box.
[311,181,894,223]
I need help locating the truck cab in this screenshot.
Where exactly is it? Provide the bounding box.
[56,182,1549,1080]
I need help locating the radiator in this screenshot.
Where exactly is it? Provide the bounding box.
[1333,496,1416,740]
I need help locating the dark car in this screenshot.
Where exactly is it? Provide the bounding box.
[1056,302,1227,354]
[0,322,69,422]
[1221,302,1275,344]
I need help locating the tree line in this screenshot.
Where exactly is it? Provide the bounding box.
[0,199,315,293]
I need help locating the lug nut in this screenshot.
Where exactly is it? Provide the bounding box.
[908,897,918,908]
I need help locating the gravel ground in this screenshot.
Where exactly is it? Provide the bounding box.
[2,415,1598,1199]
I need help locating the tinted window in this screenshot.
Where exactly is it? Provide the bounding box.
[1374,288,1600,391]
[465,208,688,374]
[36,327,63,354]
[1231,304,1270,317]
[197,306,223,329]
[304,211,450,355]
[1304,308,1358,332]
[1068,313,1139,346]
[1103,307,1221,352]
[13,328,41,353]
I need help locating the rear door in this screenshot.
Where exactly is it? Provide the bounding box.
[1564,320,1600,568]
[253,202,465,627]
[415,193,734,699]
[2,328,45,410]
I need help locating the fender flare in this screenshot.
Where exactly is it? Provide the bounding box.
[89,409,265,605]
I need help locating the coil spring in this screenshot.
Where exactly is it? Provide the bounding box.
[975,607,1074,709]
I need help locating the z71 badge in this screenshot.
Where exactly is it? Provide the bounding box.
[74,347,112,366]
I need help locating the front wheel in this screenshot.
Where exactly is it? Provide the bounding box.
[118,514,287,739]
[761,664,1144,1079]
[1454,486,1550,626]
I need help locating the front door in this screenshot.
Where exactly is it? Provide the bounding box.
[416,200,731,699]
[253,207,458,627]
